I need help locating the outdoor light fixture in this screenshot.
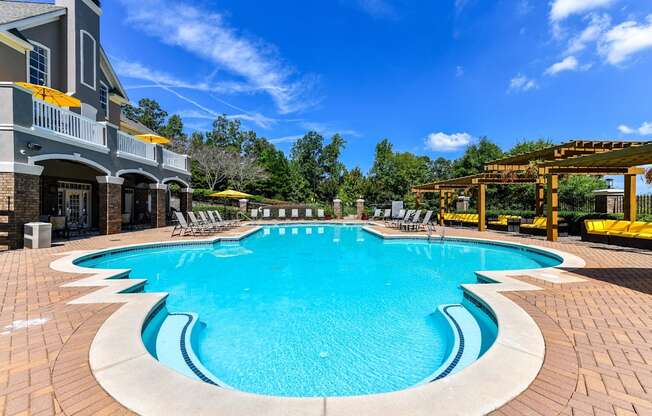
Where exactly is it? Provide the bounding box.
[26,142,42,151]
[606,178,614,189]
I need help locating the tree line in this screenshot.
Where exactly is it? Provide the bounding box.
[125,98,613,209]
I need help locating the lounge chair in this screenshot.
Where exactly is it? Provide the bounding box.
[390,209,413,228]
[372,209,382,220]
[250,209,259,219]
[278,209,286,219]
[174,212,207,236]
[317,209,325,219]
[263,209,271,219]
[400,210,422,231]
[198,211,221,231]
[305,208,313,218]
[210,210,239,228]
[291,209,299,219]
[405,210,433,232]
[188,212,214,233]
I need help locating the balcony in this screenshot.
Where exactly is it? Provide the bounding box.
[32,98,107,151]
[117,131,158,166]
[162,148,190,174]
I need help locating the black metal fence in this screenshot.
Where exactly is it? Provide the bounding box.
[560,194,652,215]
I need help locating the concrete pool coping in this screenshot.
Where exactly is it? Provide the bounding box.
[49,222,586,416]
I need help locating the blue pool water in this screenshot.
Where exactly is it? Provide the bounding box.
[79,225,560,397]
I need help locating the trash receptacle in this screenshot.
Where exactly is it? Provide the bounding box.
[24,222,52,249]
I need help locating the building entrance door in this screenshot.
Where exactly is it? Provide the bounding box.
[58,182,92,228]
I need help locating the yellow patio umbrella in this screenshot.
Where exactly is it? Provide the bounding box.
[135,134,170,145]
[16,82,81,108]
[210,190,253,199]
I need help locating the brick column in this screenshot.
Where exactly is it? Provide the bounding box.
[97,176,123,235]
[0,166,43,249]
[356,199,365,219]
[150,183,168,228]
[180,188,193,218]
[333,199,342,219]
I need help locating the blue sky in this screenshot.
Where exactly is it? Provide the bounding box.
[97,0,652,190]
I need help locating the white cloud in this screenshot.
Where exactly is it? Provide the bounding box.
[618,124,635,134]
[508,74,538,92]
[425,132,472,152]
[269,135,303,144]
[455,66,464,77]
[640,122,652,135]
[618,121,652,135]
[119,0,318,114]
[550,0,617,22]
[566,13,611,54]
[598,15,652,65]
[546,56,579,75]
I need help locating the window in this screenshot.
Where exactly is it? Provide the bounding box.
[28,42,50,86]
[80,30,97,90]
[99,82,108,111]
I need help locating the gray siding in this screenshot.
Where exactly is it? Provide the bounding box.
[0,43,26,82]
[71,0,100,116]
[22,20,66,91]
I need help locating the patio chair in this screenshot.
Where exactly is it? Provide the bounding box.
[263,209,271,219]
[210,210,240,228]
[199,211,223,232]
[187,212,213,233]
[400,210,422,231]
[317,209,325,219]
[305,208,313,219]
[389,209,412,228]
[172,212,204,236]
[291,209,299,219]
[382,209,391,220]
[278,209,286,219]
[372,209,382,219]
[405,210,433,232]
[250,209,259,219]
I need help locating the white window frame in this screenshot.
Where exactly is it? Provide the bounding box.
[99,81,108,114]
[26,41,51,87]
[80,30,97,91]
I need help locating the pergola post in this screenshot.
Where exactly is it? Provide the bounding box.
[535,182,545,216]
[415,192,422,208]
[478,184,486,232]
[546,174,558,241]
[623,174,637,221]
[439,192,445,226]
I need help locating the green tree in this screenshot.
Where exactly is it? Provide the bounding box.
[123,98,169,133]
[287,161,314,202]
[160,114,188,153]
[290,131,324,196]
[206,115,245,151]
[319,134,347,201]
[452,137,503,177]
[338,167,367,204]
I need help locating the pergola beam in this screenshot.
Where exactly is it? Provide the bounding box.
[543,167,645,175]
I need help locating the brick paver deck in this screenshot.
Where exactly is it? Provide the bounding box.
[1,225,651,415]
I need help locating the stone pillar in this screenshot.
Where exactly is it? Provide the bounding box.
[97,176,123,235]
[593,188,624,213]
[546,174,558,242]
[439,192,445,226]
[624,174,637,221]
[356,198,365,219]
[150,183,168,228]
[180,188,193,218]
[0,166,43,249]
[239,199,248,215]
[333,199,342,219]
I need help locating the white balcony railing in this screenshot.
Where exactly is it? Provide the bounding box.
[162,148,189,172]
[117,131,157,162]
[32,98,106,147]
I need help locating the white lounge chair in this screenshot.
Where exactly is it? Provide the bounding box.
[372,209,382,219]
[291,208,299,219]
[186,212,212,234]
[278,209,286,219]
[263,209,271,219]
[317,209,325,219]
[400,210,422,231]
[305,208,313,218]
[172,211,204,236]
[250,209,259,219]
[211,210,239,228]
[198,211,221,231]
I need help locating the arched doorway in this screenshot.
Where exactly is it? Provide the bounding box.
[162,177,192,221]
[34,157,110,232]
[117,170,159,229]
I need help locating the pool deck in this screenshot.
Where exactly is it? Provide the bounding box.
[1,223,652,415]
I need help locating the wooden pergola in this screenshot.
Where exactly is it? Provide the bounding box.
[412,140,651,240]
[539,142,652,241]
[412,173,539,230]
[485,140,646,216]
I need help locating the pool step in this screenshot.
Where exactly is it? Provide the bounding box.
[155,313,226,387]
[421,304,482,383]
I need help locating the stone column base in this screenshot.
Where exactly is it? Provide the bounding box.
[180,188,193,216]
[0,171,41,249]
[150,184,168,228]
[97,176,123,235]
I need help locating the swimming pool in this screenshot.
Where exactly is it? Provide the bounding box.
[78,224,561,397]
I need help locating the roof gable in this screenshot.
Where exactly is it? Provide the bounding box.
[0,1,65,28]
